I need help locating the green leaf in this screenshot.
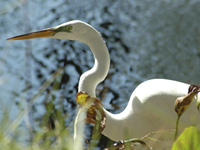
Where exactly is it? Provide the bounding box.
[172,126,200,150]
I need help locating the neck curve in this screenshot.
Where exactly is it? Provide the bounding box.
[78,30,110,97]
[77,24,131,141]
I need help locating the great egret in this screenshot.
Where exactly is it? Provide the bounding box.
[7,20,200,141]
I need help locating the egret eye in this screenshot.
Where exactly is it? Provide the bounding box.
[53,25,73,32]
[66,26,72,31]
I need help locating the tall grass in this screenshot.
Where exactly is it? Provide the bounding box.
[0,68,91,150]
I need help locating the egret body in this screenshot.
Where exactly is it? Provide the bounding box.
[7,20,200,141]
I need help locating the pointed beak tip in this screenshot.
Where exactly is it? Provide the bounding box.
[6,29,55,41]
[6,37,22,41]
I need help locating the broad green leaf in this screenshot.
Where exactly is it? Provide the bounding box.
[172,126,200,150]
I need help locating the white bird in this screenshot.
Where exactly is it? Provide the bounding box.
[7,20,200,142]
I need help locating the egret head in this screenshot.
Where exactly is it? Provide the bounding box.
[7,20,98,43]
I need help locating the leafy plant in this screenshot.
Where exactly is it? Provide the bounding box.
[172,126,200,150]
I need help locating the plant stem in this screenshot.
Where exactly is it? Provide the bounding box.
[174,115,180,141]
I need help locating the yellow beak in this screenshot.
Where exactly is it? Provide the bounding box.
[7,28,56,41]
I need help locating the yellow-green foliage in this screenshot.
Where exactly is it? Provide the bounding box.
[172,126,200,150]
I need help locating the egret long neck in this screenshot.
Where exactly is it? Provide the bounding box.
[78,32,110,97]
